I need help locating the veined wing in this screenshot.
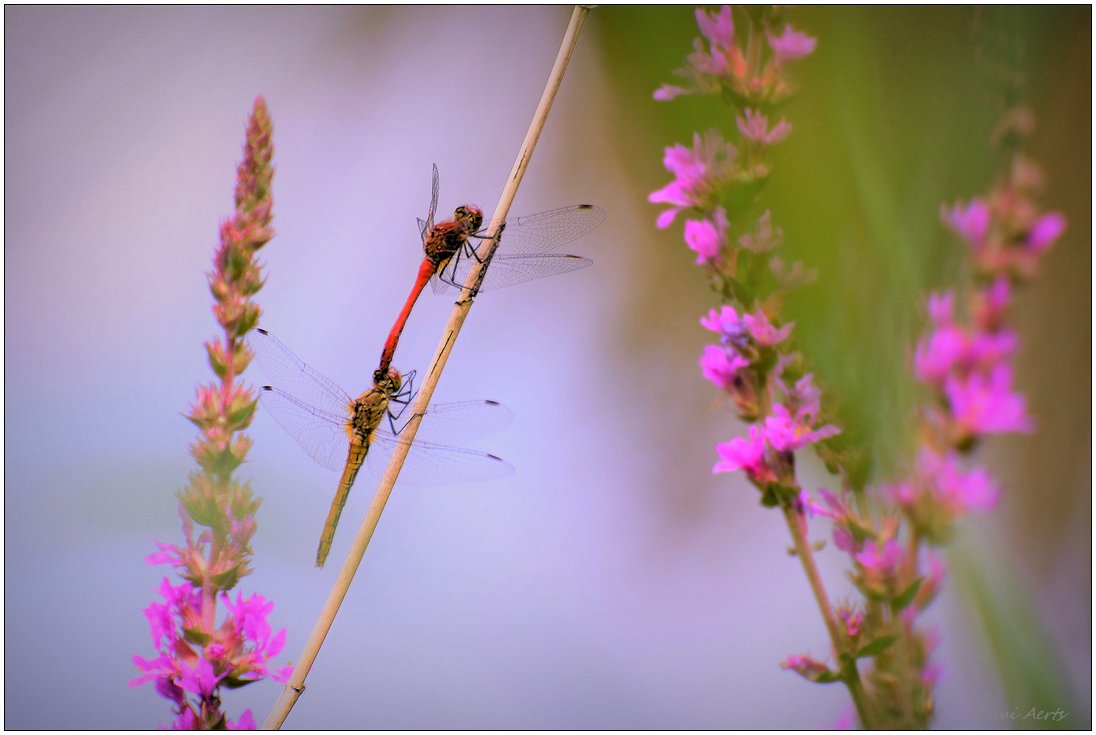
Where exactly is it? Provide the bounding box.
[493,204,605,255]
[417,163,441,241]
[259,387,350,472]
[248,328,353,420]
[402,399,512,444]
[365,430,514,486]
[437,252,593,293]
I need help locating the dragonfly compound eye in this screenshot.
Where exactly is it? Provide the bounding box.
[387,369,402,393]
[456,205,483,233]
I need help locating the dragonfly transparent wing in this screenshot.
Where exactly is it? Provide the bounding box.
[437,252,593,293]
[419,163,441,241]
[405,399,512,444]
[493,204,605,255]
[259,387,350,472]
[248,329,352,420]
[428,265,453,295]
[364,430,514,485]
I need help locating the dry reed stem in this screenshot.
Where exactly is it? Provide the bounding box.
[262,6,591,728]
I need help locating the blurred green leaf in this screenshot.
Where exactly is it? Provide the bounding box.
[857,635,898,659]
[951,539,1087,729]
[891,577,923,612]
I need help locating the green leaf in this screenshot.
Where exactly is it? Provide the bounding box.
[182,626,211,646]
[206,340,228,380]
[857,635,898,659]
[891,577,923,612]
[211,566,241,591]
[220,675,259,690]
[810,670,844,684]
[226,396,257,428]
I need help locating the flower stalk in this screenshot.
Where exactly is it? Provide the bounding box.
[130,97,292,730]
[651,6,1062,728]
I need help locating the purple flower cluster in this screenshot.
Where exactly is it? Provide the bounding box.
[130,576,291,729]
[652,8,1063,729]
[652,7,828,506]
[941,161,1066,280]
[650,132,738,231]
[131,98,291,730]
[900,139,1064,543]
[812,111,1062,723]
[650,7,815,282]
[654,5,815,104]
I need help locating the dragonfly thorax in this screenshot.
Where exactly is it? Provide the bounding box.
[424,221,470,266]
[424,207,481,267]
[350,389,390,441]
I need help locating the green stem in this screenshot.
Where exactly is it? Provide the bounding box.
[201,532,220,635]
[782,504,875,728]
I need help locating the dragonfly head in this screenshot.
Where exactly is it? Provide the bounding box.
[372,367,402,395]
[454,205,483,235]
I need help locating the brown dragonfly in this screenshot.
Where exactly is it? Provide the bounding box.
[249,328,513,567]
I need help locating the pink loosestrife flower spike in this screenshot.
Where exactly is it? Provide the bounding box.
[131,97,291,730]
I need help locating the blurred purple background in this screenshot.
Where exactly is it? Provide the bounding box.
[5,6,1089,729]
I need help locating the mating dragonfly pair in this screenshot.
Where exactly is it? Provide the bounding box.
[253,166,604,566]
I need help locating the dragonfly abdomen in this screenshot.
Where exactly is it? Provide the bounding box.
[315,440,369,567]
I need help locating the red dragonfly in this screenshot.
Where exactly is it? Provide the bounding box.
[249,328,513,567]
[376,164,605,377]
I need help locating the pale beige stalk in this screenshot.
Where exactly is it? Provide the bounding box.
[262,6,592,728]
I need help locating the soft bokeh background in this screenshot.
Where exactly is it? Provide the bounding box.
[5,5,1090,729]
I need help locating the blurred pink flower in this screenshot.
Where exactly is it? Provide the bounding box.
[967,329,1018,368]
[918,448,1001,513]
[1027,211,1066,254]
[786,374,823,417]
[684,207,729,265]
[855,539,901,573]
[973,276,1012,330]
[803,487,848,522]
[914,324,967,384]
[737,109,792,144]
[653,84,688,101]
[696,5,735,50]
[764,402,840,451]
[743,310,793,346]
[701,304,746,335]
[832,525,855,553]
[170,709,199,730]
[945,364,1033,436]
[942,199,990,248]
[927,291,954,322]
[714,424,776,484]
[837,606,864,638]
[700,344,749,392]
[650,130,738,228]
[701,305,792,348]
[766,24,817,63]
[654,5,743,100]
[178,658,225,699]
[781,654,830,678]
[737,210,783,253]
